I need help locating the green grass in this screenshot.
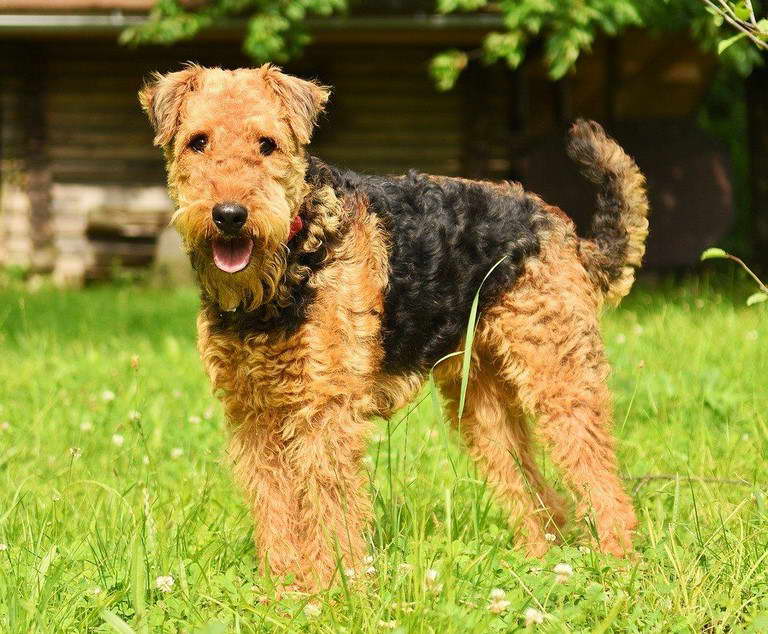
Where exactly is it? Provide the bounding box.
[0,275,766,633]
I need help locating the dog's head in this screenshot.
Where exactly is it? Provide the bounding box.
[140,64,330,310]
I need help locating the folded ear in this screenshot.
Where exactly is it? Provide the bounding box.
[139,65,201,147]
[260,65,330,145]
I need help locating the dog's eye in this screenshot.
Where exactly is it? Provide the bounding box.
[259,137,277,156]
[189,134,208,153]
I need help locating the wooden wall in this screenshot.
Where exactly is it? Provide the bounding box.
[1,39,507,280]
[0,30,728,279]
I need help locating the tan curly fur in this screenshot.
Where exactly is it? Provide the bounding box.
[141,65,645,591]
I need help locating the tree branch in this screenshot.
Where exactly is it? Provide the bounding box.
[703,0,768,51]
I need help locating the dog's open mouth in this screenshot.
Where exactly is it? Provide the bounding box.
[212,237,253,273]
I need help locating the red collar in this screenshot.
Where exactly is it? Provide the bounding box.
[288,214,303,242]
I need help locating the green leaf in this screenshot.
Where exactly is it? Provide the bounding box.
[701,247,729,261]
[717,32,747,55]
[429,50,468,91]
[746,292,768,306]
[101,609,137,634]
[733,4,751,21]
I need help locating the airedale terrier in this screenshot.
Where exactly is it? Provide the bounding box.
[140,64,648,591]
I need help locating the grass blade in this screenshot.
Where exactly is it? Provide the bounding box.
[456,256,508,422]
[101,609,138,634]
[132,537,148,634]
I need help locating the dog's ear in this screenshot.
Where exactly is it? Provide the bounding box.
[260,65,330,145]
[139,65,201,147]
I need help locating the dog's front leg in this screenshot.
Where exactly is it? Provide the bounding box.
[230,405,373,592]
[285,404,373,590]
[228,429,305,585]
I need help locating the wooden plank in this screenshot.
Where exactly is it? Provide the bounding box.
[22,46,55,272]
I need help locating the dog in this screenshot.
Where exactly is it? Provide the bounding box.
[140,63,648,591]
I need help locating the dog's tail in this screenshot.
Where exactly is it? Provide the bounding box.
[567,119,649,305]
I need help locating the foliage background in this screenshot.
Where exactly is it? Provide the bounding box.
[122,0,766,259]
[123,0,765,87]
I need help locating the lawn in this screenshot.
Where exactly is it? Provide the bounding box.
[0,275,766,633]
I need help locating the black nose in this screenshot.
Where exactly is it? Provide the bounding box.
[212,202,248,235]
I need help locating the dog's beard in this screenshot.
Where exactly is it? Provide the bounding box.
[191,237,288,312]
[172,194,295,312]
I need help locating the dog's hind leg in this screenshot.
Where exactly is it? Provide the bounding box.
[436,361,567,557]
[477,247,637,556]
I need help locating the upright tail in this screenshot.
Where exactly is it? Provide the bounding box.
[567,119,649,305]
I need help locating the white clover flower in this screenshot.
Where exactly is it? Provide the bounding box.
[155,575,174,593]
[544,532,556,542]
[52,492,61,502]
[489,588,506,601]
[344,567,357,579]
[364,555,374,565]
[553,562,573,583]
[79,421,93,432]
[88,586,102,596]
[128,410,141,422]
[170,447,183,459]
[424,568,442,592]
[142,455,150,465]
[188,415,202,425]
[0,422,9,432]
[615,334,627,345]
[524,607,545,626]
[101,390,116,402]
[365,565,377,575]
[0,543,7,551]
[488,588,511,613]
[69,447,82,459]
[112,434,124,447]
[488,598,511,614]
[378,619,397,629]
[578,545,591,554]
[303,602,321,618]
[633,324,644,335]
[203,407,215,420]
[746,330,758,341]
[397,562,413,575]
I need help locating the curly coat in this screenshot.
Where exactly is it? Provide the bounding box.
[140,64,649,591]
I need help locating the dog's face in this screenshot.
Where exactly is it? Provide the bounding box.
[140,64,329,310]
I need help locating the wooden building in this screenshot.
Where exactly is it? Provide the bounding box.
[0,1,738,284]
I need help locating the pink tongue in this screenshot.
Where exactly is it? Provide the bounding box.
[212,237,253,273]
